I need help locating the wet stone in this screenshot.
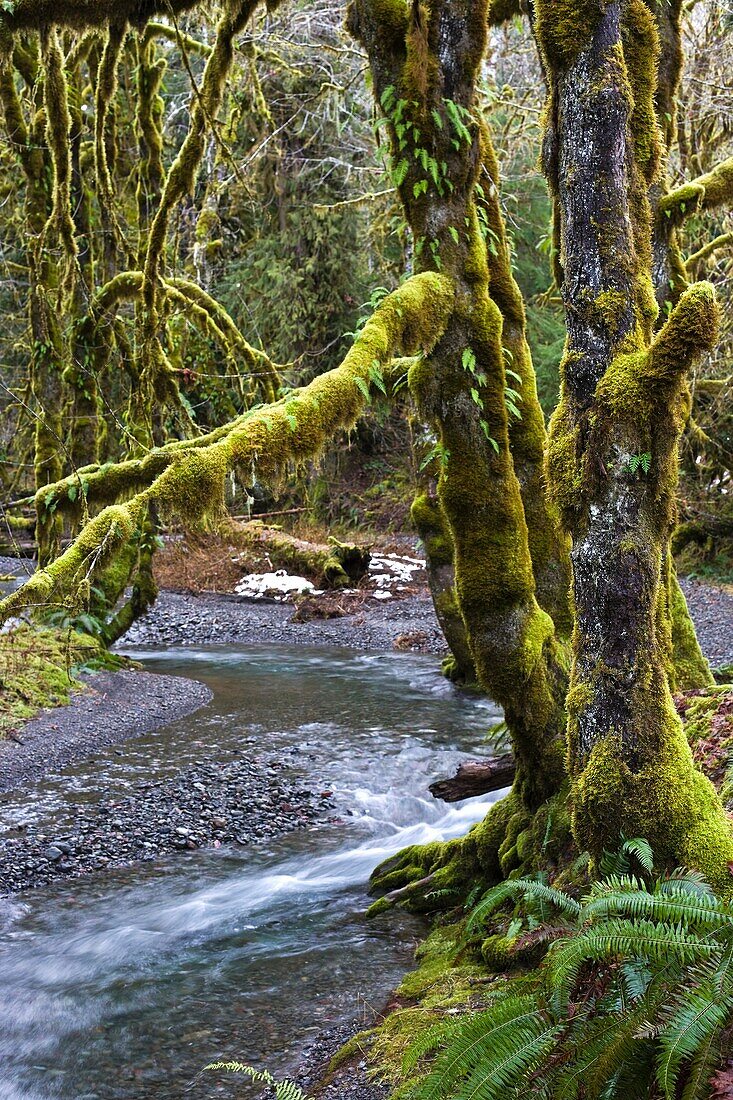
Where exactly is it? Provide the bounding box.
[1,754,335,893]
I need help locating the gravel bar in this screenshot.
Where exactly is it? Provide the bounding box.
[0,748,337,893]
[0,669,212,795]
[121,589,445,653]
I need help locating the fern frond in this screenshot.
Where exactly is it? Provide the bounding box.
[656,982,733,1099]
[465,881,519,932]
[600,838,653,878]
[467,878,580,934]
[680,1029,722,1100]
[582,885,733,930]
[547,919,719,1008]
[619,959,653,1003]
[402,1017,466,1074]
[452,1021,560,1099]
[658,869,716,899]
[548,1004,653,1100]
[410,995,545,1100]
[620,838,655,874]
[204,1062,312,1100]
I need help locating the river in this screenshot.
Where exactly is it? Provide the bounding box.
[0,643,503,1099]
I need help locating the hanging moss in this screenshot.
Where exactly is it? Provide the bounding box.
[41,27,76,256]
[0,274,453,624]
[621,0,662,182]
[135,33,166,237]
[93,22,126,243]
[142,0,260,320]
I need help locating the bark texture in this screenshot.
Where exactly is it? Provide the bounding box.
[536,0,733,886]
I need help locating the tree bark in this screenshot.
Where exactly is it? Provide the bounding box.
[349,0,567,814]
[535,0,733,886]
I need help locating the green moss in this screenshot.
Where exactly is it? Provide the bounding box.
[367,924,488,1092]
[659,181,705,222]
[595,289,631,335]
[411,492,452,569]
[680,689,729,746]
[573,712,733,893]
[488,0,521,25]
[535,0,603,69]
[668,568,713,690]
[546,386,584,523]
[42,28,76,256]
[694,155,733,210]
[0,624,100,737]
[621,0,661,181]
[347,0,408,48]
[662,158,733,221]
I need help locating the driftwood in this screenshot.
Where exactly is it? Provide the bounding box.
[429,755,515,802]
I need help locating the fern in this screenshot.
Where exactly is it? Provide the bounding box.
[414,996,552,1100]
[205,1062,312,1100]
[466,877,580,934]
[404,844,733,1100]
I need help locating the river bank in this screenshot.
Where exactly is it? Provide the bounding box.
[0,643,497,1100]
[121,588,448,653]
[120,576,733,664]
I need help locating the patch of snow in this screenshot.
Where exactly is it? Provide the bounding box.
[234,570,318,601]
[367,552,426,599]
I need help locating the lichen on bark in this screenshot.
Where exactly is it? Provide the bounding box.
[536,0,733,888]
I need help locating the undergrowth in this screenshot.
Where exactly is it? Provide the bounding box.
[390,839,733,1100]
[0,623,125,737]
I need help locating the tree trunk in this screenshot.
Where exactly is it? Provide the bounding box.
[348,0,567,816]
[535,0,733,886]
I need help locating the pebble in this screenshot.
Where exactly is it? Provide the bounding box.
[0,756,337,893]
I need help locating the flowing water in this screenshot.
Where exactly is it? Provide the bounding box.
[0,644,503,1100]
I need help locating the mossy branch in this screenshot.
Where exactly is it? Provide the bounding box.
[662,157,733,221]
[143,20,212,55]
[1,0,199,33]
[598,283,719,415]
[64,269,281,404]
[649,281,719,384]
[141,0,261,315]
[94,23,126,222]
[41,27,76,256]
[0,54,30,162]
[685,232,733,272]
[0,273,454,623]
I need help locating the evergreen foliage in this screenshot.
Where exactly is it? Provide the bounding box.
[403,844,733,1100]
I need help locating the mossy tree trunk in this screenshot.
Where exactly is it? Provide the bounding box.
[410,482,477,686]
[0,34,66,564]
[535,0,733,887]
[348,0,569,819]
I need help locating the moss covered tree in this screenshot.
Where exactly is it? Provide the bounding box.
[1,0,732,898]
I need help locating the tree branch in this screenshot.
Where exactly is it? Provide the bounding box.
[0,273,454,623]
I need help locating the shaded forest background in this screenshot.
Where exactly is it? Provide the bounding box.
[0,0,729,570]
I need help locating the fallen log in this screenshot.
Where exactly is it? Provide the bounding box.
[429,755,515,802]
